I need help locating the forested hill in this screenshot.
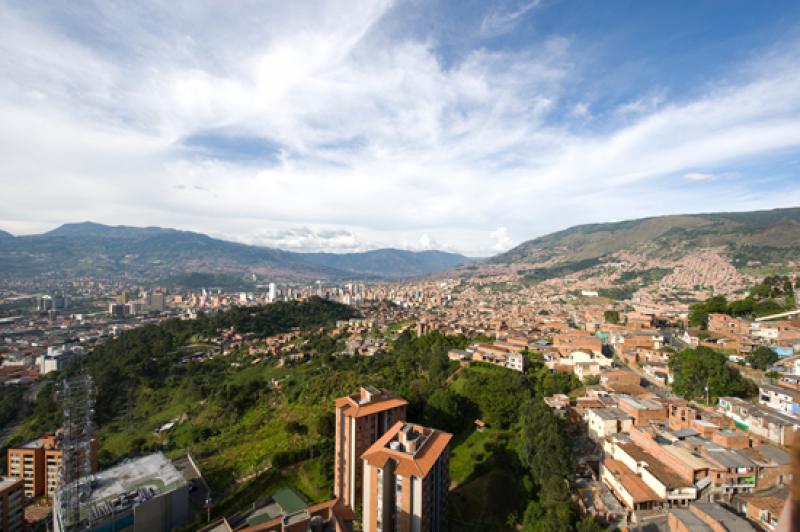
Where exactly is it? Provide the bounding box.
[491,206,800,264]
[72,298,358,424]
[0,222,472,280]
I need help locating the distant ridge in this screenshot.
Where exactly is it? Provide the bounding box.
[491,207,800,265]
[0,229,13,239]
[0,222,472,281]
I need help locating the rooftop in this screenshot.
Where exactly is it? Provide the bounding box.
[362,422,452,478]
[64,452,187,525]
[335,386,408,418]
[692,502,756,531]
[591,407,634,421]
[669,509,713,532]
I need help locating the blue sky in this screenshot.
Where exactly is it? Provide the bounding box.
[1,0,800,256]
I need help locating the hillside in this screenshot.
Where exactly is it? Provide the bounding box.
[1,301,581,531]
[492,207,800,265]
[300,248,470,278]
[0,222,471,281]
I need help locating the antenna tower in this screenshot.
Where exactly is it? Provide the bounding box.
[60,374,95,531]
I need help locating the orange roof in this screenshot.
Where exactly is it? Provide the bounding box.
[334,396,408,418]
[362,421,452,478]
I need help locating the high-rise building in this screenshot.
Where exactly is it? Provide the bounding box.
[334,387,407,511]
[0,477,24,532]
[7,432,97,500]
[149,290,166,311]
[269,282,277,303]
[361,422,451,532]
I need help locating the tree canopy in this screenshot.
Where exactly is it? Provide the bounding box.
[669,347,755,403]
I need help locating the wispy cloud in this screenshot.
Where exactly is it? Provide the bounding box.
[0,1,799,255]
[683,172,716,182]
[481,1,541,37]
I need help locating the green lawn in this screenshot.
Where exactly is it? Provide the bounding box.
[449,428,496,486]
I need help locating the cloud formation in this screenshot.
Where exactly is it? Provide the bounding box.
[683,172,716,182]
[1,1,799,256]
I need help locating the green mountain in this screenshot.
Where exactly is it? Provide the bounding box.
[0,222,471,280]
[492,207,800,266]
[300,248,470,278]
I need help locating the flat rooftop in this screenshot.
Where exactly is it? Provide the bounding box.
[72,452,186,524]
[670,509,713,531]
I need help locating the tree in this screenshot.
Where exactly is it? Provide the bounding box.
[576,516,605,532]
[603,310,620,324]
[748,347,779,371]
[522,476,575,532]
[688,296,728,328]
[423,388,468,433]
[461,369,525,428]
[669,347,754,403]
[516,398,574,485]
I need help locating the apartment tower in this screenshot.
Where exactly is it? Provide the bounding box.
[361,422,451,532]
[0,476,24,532]
[7,432,98,499]
[334,386,407,510]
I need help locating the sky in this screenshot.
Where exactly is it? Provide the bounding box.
[2,0,800,257]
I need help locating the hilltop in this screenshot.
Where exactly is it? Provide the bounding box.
[0,222,472,281]
[493,207,800,265]
[469,207,800,298]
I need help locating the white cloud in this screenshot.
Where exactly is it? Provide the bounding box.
[490,227,514,252]
[481,1,541,37]
[0,1,799,256]
[683,172,716,182]
[251,226,364,253]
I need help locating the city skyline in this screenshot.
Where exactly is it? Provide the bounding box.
[2,1,800,256]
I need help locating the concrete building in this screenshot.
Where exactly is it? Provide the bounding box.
[7,432,98,499]
[361,422,451,532]
[0,477,24,532]
[334,387,407,511]
[53,452,189,532]
[758,383,800,417]
[584,407,634,441]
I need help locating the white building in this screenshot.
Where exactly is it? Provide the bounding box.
[268,282,277,303]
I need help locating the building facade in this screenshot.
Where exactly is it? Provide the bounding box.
[0,477,24,532]
[361,422,451,532]
[7,432,98,500]
[334,387,408,511]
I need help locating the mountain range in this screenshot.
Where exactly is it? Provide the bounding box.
[492,207,800,266]
[2,207,799,284]
[0,222,472,281]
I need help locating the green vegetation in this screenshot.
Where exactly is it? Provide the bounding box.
[519,258,603,285]
[603,310,620,324]
[5,299,596,531]
[748,346,779,371]
[618,267,672,285]
[493,207,800,265]
[669,347,755,403]
[689,276,796,327]
[597,285,636,301]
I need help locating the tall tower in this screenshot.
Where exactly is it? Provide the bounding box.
[59,375,95,532]
[361,422,452,532]
[334,387,407,511]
